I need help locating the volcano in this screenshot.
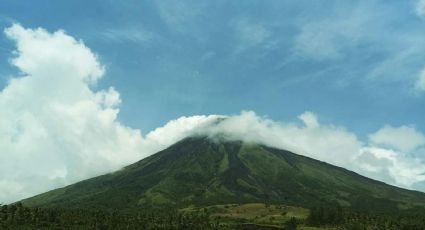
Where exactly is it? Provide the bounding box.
[21,136,425,213]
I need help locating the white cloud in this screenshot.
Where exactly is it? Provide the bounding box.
[142,115,223,152]
[355,147,425,187]
[0,24,146,203]
[369,125,425,153]
[5,24,104,84]
[416,0,425,17]
[298,111,319,128]
[195,111,362,167]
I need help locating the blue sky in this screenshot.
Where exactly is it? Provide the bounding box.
[1,0,425,202]
[1,0,424,139]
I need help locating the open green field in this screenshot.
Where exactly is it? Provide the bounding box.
[181,203,335,229]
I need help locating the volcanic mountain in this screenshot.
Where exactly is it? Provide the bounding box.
[21,136,425,213]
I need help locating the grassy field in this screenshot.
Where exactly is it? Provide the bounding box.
[181,203,335,229]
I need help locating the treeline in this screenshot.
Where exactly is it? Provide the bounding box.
[307,206,425,230]
[0,203,218,229]
[4,202,425,229]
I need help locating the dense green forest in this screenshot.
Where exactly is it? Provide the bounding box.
[307,206,425,230]
[2,202,425,229]
[0,202,215,229]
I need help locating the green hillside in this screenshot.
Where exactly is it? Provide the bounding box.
[21,136,425,214]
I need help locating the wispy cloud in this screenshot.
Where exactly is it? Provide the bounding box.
[99,27,154,43]
[155,0,207,33]
[293,2,379,61]
[233,19,271,53]
[291,1,425,93]
[416,0,425,17]
[415,67,425,91]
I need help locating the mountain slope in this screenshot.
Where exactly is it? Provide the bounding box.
[21,136,425,213]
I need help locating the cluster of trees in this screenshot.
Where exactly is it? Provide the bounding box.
[0,203,216,229]
[0,202,302,230]
[307,206,425,230]
[307,206,345,226]
[4,202,425,229]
